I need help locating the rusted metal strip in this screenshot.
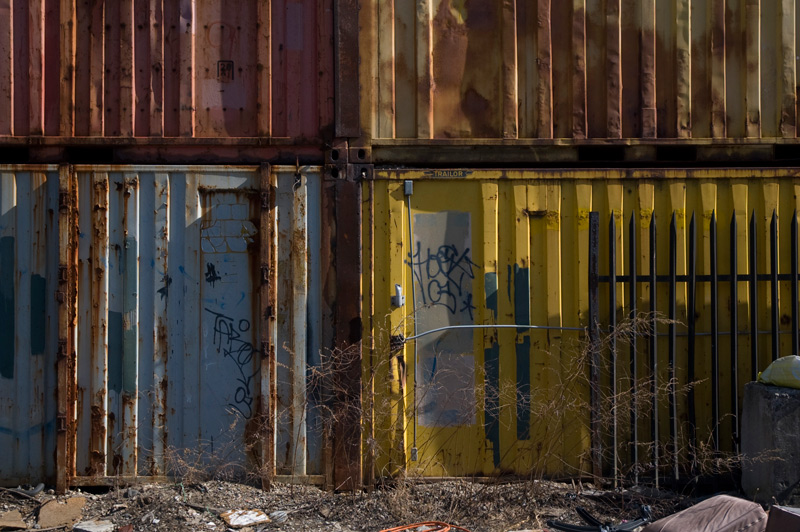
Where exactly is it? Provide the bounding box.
[28,0,45,135]
[259,163,276,489]
[121,174,138,475]
[119,0,134,136]
[59,0,76,136]
[89,1,104,136]
[572,0,587,139]
[149,0,164,137]
[56,164,74,493]
[745,0,761,137]
[780,0,796,137]
[640,0,656,138]
[502,0,518,139]
[332,166,364,491]
[90,173,109,476]
[376,0,395,138]
[179,0,195,136]
[0,0,12,135]
[335,0,360,137]
[675,0,691,138]
[319,172,336,490]
[257,0,272,137]
[291,170,309,476]
[710,0,726,138]
[536,0,553,138]
[415,0,433,139]
[606,0,621,138]
[151,172,169,475]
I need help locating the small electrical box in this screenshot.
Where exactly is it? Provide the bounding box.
[404,180,413,196]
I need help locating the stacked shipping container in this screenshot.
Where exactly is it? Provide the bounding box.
[3,0,800,489]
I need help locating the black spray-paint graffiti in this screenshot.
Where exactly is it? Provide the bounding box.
[406,243,479,319]
[205,308,257,418]
[205,263,222,286]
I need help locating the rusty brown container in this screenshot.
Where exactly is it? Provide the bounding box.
[0,0,333,141]
[358,0,800,146]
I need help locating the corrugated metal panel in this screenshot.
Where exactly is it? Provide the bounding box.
[360,0,799,141]
[366,168,800,478]
[0,1,333,139]
[0,166,60,486]
[0,164,323,487]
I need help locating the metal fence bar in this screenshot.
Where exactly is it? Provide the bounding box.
[711,211,719,453]
[792,210,798,357]
[609,214,618,485]
[668,214,678,481]
[730,212,739,454]
[750,213,758,380]
[771,210,779,362]
[687,213,697,467]
[628,212,638,483]
[588,212,601,481]
[649,212,658,488]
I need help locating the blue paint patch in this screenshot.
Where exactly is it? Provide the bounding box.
[484,272,498,320]
[0,237,15,379]
[30,274,46,355]
[484,342,500,468]
[108,311,123,393]
[514,265,530,331]
[516,336,531,440]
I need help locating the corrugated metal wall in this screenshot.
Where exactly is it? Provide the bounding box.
[359,0,800,141]
[0,0,333,139]
[0,164,323,487]
[0,167,59,485]
[365,168,800,478]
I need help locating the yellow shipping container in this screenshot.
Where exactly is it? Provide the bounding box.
[363,168,800,482]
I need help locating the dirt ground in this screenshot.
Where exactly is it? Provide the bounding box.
[0,478,700,532]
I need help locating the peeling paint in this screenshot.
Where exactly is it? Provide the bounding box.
[108,311,123,393]
[0,236,14,379]
[30,274,46,355]
[484,272,497,320]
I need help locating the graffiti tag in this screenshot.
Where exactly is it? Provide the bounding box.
[406,243,479,319]
[205,308,257,418]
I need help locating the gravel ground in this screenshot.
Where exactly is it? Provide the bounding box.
[0,479,691,532]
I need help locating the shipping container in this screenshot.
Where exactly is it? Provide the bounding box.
[364,168,800,480]
[0,0,333,141]
[357,0,800,146]
[0,164,326,489]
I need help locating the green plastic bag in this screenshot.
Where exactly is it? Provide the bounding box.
[757,355,800,389]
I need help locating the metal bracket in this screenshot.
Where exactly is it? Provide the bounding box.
[57,339,68,359]
[58,192,70,212]
[56,414,68,433]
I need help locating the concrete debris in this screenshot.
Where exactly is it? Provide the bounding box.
[73,520,115,532]
[38,496,86,528]
[742,382,800,505]
[0,510,27,530]
[220,509,270,528]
